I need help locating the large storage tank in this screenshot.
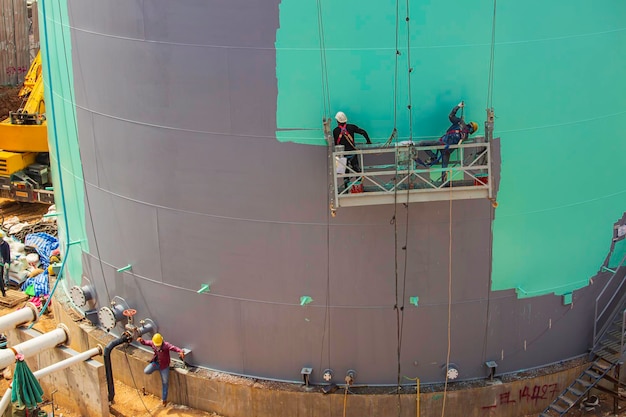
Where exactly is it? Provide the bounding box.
[40,0,626,385]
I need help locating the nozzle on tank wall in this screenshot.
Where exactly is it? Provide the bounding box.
[97,297,129,332]
[134,318,157,339]
[69,285,95,308]
[345,369,356,386]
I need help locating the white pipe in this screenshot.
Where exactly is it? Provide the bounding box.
[0,388,9,415]
[0,345,102,414]
[0,326,67,370]
[32,345,102,378]
[0,303,37,333]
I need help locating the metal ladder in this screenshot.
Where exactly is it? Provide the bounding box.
[540,259,626,416]
[538,324,622,416]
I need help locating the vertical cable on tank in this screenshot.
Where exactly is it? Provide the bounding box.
[316,0,332,376]
[486,0,497,109]
[395,1,414,415]
[316,0,331,117]
[441,174,454,417]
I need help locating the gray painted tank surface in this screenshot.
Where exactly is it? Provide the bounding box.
[68,0,606,384]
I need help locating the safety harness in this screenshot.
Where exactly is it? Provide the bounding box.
[336,123,355,148]
[419,125,469,167]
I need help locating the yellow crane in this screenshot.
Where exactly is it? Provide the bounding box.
[0,51,53,203]
[0,51,48,153]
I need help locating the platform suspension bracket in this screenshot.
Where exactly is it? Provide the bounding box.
[485,108,495,143]
[323,118,337,216]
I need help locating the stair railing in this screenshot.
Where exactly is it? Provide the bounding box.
[593,253,626,348]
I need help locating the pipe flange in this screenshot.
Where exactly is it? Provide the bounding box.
[69,285,94,308]
[25,302,39,324]
[98,307,117,331]
[57,323,70,346]
[138,318,157,336]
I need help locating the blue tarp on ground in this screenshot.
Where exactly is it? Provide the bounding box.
[20,233,59,296]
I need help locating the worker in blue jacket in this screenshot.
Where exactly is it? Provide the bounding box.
[416,102,478,181]
[137,333,185,406]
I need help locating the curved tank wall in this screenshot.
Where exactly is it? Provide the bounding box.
[40,0,626,384]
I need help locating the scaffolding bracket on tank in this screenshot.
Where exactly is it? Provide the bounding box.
[324,109,495,209]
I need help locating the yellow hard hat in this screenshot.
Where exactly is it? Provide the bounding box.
[152,333,163,347]
[469,121,478,134]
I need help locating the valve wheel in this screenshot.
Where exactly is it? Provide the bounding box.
[122,308,137,317]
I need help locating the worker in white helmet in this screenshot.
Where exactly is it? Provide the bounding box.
[333,111,371,188]
[137,333,185,406]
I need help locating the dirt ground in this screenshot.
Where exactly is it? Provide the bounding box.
[0,304,222,417]
[0,200,51,225]
[0,86,23,120]
[1,301,623,417]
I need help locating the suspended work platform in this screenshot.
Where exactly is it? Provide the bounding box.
[331,140,492,207]
[323,109,496,210]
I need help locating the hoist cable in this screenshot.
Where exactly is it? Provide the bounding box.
[405,0,414,143]
[486,0,497,108]
[393,0,400,136]
[440,174,454,417]
[395,2,414,415]
[316,0,332,376]
[384,0,402,148]
[316,0,331,117]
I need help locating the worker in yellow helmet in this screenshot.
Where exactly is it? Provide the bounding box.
[416,101,479,182]
[137,333,185,406]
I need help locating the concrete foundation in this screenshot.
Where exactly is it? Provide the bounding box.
[49,292,590,417]
[6,326,108,417]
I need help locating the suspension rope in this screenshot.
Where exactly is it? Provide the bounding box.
[383,0,402,148]
[319,185,332,375]
[123,346,154,416]
[316,0,332,378]
[482,201,495,364]
[316,0,331,117]
[440,173,454,417]
[486,0,497,108]
[395,1,414,415]
[405,0,414,143]
[481,0,498,367]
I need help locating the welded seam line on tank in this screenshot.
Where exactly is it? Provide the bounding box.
[81,180,420,226]
[496,109,626,134]
[59,21,626,50]
[57,93,448,141]
[85,252,515,308]
[496,188,626,219]
[64,94,626,142]
[84,174,622,226]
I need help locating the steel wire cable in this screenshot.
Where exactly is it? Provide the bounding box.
[316,0,333,379]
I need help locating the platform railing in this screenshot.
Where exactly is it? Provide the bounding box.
[593,253,626,348]
[332,140,492,207]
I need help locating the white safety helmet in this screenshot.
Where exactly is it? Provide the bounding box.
[335,111,348,123]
